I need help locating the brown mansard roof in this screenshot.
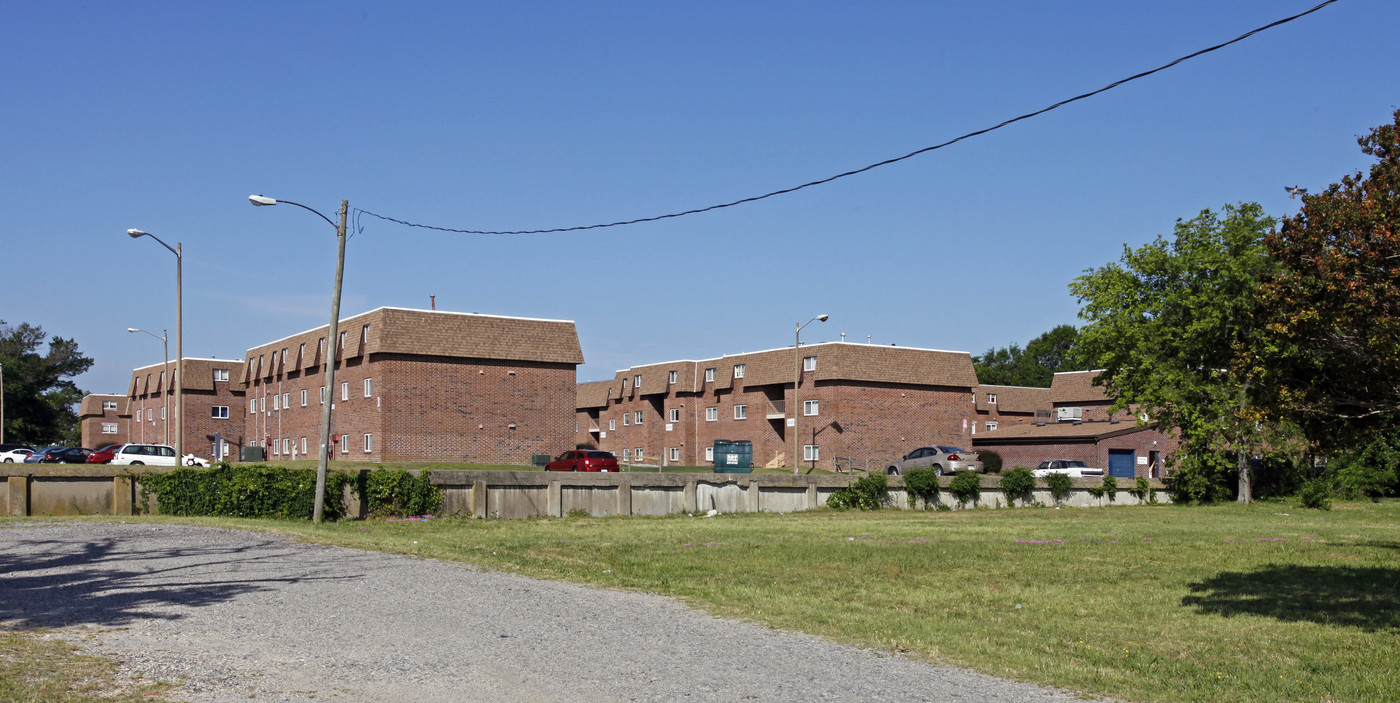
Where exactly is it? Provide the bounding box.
[128,358,235,397]
[603,342,977,396]
[975,385,1053,413]
[79,394,128,416]
[241,307,584,383]
[1049,370,1110,404]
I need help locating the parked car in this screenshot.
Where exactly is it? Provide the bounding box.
[23,446,65,463]
[545,450,619,472]
[1031,460,1105,478]
[36,446,93,463]
[0,444,34,462]
[183,454,211,467]
[109,443,180,466]
[86,444,124,464]
[885,446,983,475]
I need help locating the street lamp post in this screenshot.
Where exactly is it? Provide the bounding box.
[250,195,348,524]
[127,328,169,445]
[127,229,182,462]
[793,314,829,474]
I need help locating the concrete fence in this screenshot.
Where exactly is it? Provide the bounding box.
[3,464,1172,518]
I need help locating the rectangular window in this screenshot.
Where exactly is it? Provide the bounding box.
[988,393,998,405]
[272,394,280,411]
[160,407,166,420]
[299,343,306,361]
[213,369,229,382]
[362,324,370,343]
[259,397,265,412]
[668,408,680,423]
[621,448,631,461]
[668,370,677,384]
[634,447,644,461]
[364,434,373,452]
[986,421,999,431]
[704,368,716,383]
[609,419,616,431]
[281,348,288,365]
[340,433,349,453]
[668,447,679,462]
[282,392,290,409]
[623,414,630,426]
[705,407,718,422]
[364,378,373,397]
[102,422,118,434]
[633,374,642,389]
[283,438,290,455]
[803,355,817,372]
[804,400,819,416]
[341,381,349,401]
[319,337,326,355]
[103,400,118,411]
[301,390,308,407]
[734,364,745,379]
[301,437,308,455]
[804,444,820,462]
[734,404,747,420]
[705,447,714,462]
[249,402,255,415]
[211,406,230,419]
[320,386,327,404]
[147,409,154,421]
[633,411,642,424]
[339,331,347,350]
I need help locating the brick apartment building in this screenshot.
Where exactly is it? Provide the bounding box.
[575,342,980,471]
[242,307,582,464]
[972,370,1179,478]
[79,394,130,449]
[123,357,246,459]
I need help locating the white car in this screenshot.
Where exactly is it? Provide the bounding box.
[0,446,34,463]
[1032,460,1105,478]
[109,443,212,466]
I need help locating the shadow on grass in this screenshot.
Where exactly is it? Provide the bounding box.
[1182,565,1400,631]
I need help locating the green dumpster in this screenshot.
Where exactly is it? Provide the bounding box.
[712,440,753,474]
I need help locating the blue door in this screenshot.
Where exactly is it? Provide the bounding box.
[1108,450,1136,478]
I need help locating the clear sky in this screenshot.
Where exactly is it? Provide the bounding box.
[2,1,1394,397]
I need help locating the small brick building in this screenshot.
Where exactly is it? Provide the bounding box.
[242,307,582,464]
[972,370,1178,478]
[79,394,131,449]
[576,342,980,471]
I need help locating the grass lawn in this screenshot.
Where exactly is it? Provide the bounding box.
[5,500,1397,702]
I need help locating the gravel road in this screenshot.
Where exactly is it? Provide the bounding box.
[1,523,1086,702]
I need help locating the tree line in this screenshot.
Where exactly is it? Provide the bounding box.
[978,110,1400,505]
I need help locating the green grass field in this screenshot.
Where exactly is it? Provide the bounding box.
[5,500,1397,702]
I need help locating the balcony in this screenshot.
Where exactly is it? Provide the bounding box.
[765,399,786,420]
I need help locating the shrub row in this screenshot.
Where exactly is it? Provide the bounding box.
[135,463,441,521]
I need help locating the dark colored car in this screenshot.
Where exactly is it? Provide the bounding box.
[545,450,619,472]
[34,446,93,464]
[86,444,124,464]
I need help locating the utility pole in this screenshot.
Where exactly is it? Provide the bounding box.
[312,200,349,523]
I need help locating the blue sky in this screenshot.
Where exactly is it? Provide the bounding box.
[2,0,1395,396]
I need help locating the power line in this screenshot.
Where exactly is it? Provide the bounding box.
[356,0,1339,236]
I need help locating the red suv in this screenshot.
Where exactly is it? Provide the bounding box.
[545,450,619,472]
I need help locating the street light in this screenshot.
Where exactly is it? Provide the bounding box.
[127,328,169,445]
[793,314,829,474]
[250,194,348,523]
[127,229,182,462]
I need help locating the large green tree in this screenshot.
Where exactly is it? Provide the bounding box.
[0,321,93,445]
[1245,110,1400,451]
[1070,203,1281,503]
[974,325,1086,387]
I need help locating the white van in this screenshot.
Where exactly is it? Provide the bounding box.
[110,443,180,466]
